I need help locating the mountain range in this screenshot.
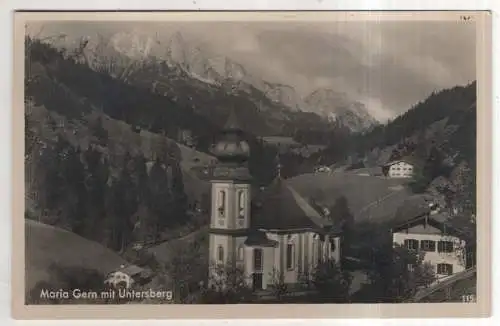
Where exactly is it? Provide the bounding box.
[47,29,379,133]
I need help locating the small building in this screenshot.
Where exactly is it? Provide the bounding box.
[382,158,415,178]
[105,264,154,288]
[391,205,473,283]
[314,166,331,173]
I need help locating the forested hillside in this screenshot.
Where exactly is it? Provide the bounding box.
[315,81,477,213]
[24,36,289,252]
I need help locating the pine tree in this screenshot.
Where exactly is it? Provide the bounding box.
[147,159,171,239]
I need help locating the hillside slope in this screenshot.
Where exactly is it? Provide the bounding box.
[25,219,128,298]
[312,82,476,213]
[286,172,415,223]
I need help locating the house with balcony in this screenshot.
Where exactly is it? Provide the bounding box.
[391,203,474,283]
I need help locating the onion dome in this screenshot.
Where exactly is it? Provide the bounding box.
[212,109,250,163]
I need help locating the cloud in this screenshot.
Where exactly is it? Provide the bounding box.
[27,20,476,120]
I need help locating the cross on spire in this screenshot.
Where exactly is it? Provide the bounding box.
[276,154,282,179]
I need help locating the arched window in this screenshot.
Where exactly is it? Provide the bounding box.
[318,241,324,262]
[312,234,319,264]
[330,238,336,252]
[217,245,224,263]
[238,191,245,218]
[237,244,244,261]
[286,235,295,271]
[218,190,226,216]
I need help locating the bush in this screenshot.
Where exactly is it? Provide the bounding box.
[312,259,352,302]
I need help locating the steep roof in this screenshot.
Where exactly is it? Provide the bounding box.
[383,155,422,167]
[223,109,243,131]
[244,230,279,247]
[287,172,414,223]
[251,177,333,231]
[392,210,475,241]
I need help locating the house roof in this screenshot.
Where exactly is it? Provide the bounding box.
[244,230,279,247]
[383,155,421,167]
[392,210,474,241]
[287,172,415,223]
[115,264,144,276]
[251,177,333,232]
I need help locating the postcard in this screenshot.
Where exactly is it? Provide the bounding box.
[12,10,492,319]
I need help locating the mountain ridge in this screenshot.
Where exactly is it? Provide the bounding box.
[45,29,378,132]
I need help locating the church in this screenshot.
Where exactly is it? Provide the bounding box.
[206,111,342,291]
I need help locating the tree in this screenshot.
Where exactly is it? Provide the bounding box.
[367,243,436,302]
[109,165,137,252]
[60,145,88,235]
[168,159,188,226]
[312,259,352,302]
[269,268,288,300]
[409,164,432,193]
[91,116,108,145]
[82,146,109,239]
[201,263,253,304]
[147,159,170,238]
[24,113,37,156]
[328,196,354,258]
[165,240,208,303]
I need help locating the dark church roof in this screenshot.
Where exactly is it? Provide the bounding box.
[244,230,279,247]
[251,177,334,232]
[223,108,243,131]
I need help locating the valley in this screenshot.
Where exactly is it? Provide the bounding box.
[24,34,477,304]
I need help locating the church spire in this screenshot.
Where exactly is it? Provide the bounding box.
[211,108,250,163]
[223,108,242,132]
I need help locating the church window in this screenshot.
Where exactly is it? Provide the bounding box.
[317,240,323,263]
[238,191,245,218]
[217,245,224,263]
[286,242,295,270]
[237,245,244,261]
[218,190,226,216]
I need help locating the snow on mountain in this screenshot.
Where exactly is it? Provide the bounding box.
[263,82,303,111]
[304,88,379,132]
[41,29,378,132]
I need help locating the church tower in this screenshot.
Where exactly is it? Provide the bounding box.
[208,109,252,274]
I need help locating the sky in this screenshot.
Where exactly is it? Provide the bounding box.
[27,20,476,121]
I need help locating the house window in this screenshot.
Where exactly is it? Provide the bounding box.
[438,241,454,253]
[237,245,244,261]
[407,263,415,272]
[286,243,295,270]
[238,191,245,218]
[437,263,453,275]
[420,240,436,252]
[217,245,224,263]
[437,241,454,253]
[404,239,419,251]
[218,190,226,216]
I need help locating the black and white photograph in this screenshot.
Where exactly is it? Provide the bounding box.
[16,11,489,315]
